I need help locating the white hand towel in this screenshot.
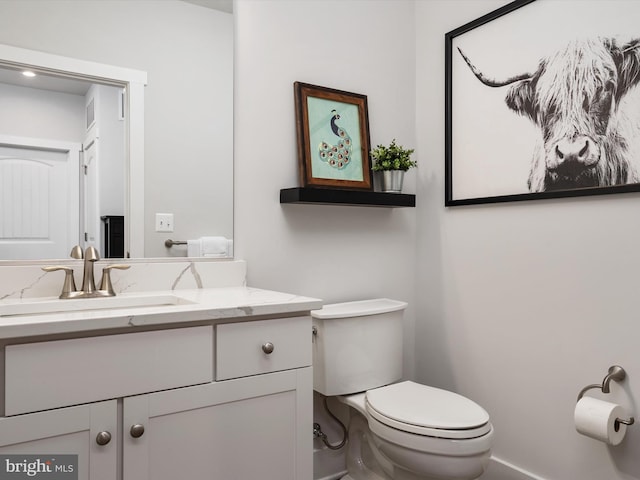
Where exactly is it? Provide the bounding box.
[187,239,202,257]
[200,236,229,257]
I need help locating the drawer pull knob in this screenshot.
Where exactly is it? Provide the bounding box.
[262,342,275,354]
[130,424,145,438]
[96,431,112,446]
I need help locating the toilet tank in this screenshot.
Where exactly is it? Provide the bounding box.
[311,298,407,396]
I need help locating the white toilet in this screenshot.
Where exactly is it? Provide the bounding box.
[311,299,493,480]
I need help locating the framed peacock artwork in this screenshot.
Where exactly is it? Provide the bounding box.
[294,82,373,189]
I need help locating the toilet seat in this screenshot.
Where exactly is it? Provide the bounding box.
[365,381,492,440]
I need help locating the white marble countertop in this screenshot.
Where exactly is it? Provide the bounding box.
[0,287,323,339]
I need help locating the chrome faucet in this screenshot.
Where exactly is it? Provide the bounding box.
[43,246,130,299]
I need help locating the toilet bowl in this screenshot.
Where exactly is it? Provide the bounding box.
[340,382,493,480]
[312,299,493,480]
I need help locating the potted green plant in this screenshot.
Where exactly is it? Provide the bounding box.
[370,139,416,193]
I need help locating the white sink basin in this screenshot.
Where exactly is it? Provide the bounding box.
[0,294,195,317]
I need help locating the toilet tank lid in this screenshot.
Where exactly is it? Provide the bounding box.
[311,298,407,319]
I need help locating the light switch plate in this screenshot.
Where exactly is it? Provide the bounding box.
[155,213,174,232]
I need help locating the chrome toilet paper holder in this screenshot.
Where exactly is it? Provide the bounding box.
[577,365,635,428]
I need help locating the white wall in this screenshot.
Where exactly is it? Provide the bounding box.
[234,0,417,377]
[416,2,640,479]
[0,83,84,141]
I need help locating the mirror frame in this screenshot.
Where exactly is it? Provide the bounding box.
[0,43,147,262]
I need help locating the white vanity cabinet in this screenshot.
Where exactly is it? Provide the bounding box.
[123,368,311,479]
[0,315,313,480]
[0,400,117,479]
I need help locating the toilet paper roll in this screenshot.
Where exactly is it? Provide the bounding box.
[574,397,628,445]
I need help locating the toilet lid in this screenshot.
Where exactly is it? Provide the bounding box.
[366,381,491,438]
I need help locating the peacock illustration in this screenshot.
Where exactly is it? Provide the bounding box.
[318,109,352,170]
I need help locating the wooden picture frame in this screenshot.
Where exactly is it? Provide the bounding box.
[294,82,372,190]
[445,0,640,206]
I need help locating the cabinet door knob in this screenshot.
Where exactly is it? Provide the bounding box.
[262,342,274,354]
[96,431,112,446]
[130,424,145,438]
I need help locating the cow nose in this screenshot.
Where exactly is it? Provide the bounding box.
[554,136,596,166]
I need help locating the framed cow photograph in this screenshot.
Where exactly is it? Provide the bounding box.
[445,0,640,206]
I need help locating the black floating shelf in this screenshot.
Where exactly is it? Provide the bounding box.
[280,187,415,208]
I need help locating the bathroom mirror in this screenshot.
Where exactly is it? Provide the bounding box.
[0,0,234,262]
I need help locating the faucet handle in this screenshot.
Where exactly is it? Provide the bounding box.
[70,245,83,259]
[99,264,131,296]
[42,266,78,299]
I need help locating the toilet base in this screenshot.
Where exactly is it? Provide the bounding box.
[340,404,491,480]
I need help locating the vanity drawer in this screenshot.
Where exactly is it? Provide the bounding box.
[216,317,311,380]
[5,326,213,416]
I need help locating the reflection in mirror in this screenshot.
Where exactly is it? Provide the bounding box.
[0,0,234,262]
[0,67,127,260]
[0,46,146,261]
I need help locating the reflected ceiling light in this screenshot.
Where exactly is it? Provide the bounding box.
[22,70,36,77]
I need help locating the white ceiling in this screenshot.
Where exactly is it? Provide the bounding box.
[0,67,93,96]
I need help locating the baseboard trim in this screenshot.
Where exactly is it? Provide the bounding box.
[485,456,548,480]
[313,448,548,480]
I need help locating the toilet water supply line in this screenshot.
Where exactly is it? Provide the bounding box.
[313,397,348,450]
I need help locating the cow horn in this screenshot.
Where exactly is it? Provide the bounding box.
[458,47,533,87]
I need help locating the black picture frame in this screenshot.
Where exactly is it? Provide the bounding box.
[445,0,640,206]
